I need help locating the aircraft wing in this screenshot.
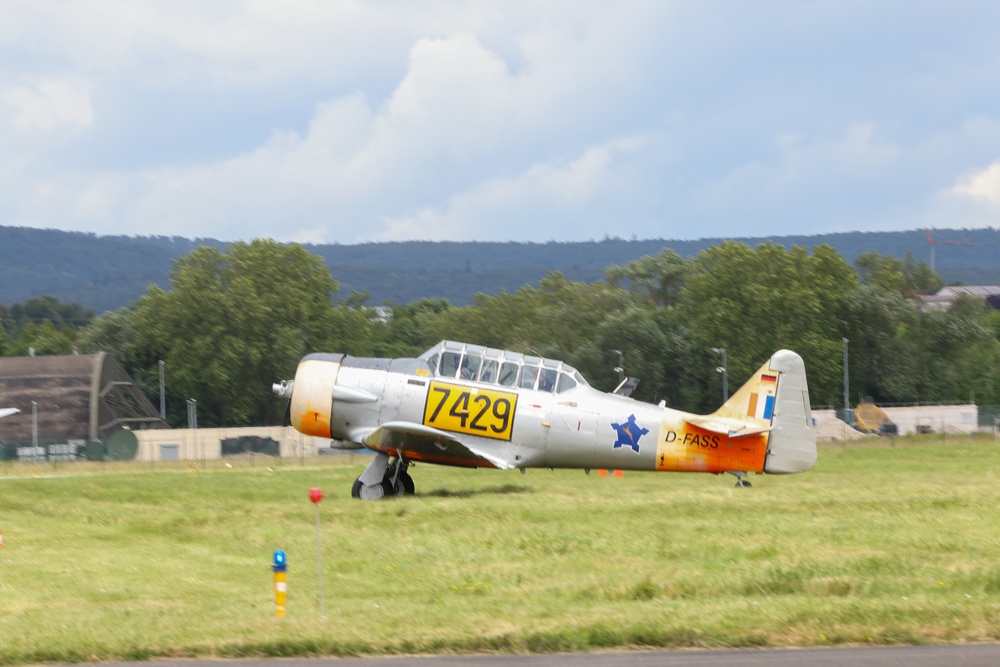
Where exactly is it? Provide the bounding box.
[362,421,517,470]
[0,408,19,419]
[684,415,774,438]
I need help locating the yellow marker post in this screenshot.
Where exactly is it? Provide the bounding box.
[273,550,287,618]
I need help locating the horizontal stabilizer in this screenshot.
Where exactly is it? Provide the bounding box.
[684,415,773,438]
[0,408,19,419]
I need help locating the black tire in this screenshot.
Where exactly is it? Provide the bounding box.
[383,476,406,497]
[352,477,386,500]
[400,471,415,495]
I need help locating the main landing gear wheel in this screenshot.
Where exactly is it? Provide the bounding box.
[399,471,415,495]
[351,478,386,500]
[384,476,406,497]
[382,468,415,496]
[352,454,415,500]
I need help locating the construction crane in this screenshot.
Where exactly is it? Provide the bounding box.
[924,229,967,272]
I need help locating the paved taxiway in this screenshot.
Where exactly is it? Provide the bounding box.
[69,644,1000,667]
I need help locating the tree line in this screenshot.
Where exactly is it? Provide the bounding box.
[3,238,998,428]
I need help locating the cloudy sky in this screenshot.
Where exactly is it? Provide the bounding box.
[2,1,999,245]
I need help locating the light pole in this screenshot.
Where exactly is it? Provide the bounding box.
[842,338,849,417]
[31,400,38,463]
[611,349,625,383]
[712,347,728,402]
[158,360,166,420]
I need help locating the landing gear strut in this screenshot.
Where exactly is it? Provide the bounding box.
[352,452,415,500]
[725,470,752,488]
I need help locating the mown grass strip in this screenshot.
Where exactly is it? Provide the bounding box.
[1,436,999,665]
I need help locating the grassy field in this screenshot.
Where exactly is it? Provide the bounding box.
[1,436,999,665]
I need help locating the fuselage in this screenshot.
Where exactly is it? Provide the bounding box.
[288,350,775,475]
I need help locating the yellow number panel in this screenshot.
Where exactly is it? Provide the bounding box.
[423,381,518,441]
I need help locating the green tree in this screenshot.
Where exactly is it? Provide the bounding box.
[77,307,140,367]
[7,320,76,356]
[855,250,942,295]
[0,303,12,346]
[902,251,944,294]
[133,240,372,427]
[370,299,453,358]
[0,297,94,357]
[604,248,688,307]
[677,242,858,410]
[10,295,94,332]
[843,285,920,403]
[910,295,994,403]
[569,304,671,402]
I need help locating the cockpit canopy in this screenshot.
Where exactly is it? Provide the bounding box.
[419,341,588,394]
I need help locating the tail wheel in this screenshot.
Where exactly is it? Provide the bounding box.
[725,470,752,489]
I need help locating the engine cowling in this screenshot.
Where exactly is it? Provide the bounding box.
[288,353,344,438]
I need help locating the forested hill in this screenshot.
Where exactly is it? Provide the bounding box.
[2,225,999,312]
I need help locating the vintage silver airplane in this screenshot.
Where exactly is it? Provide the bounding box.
[274,341,817,499]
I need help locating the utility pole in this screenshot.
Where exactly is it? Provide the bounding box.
[712,347,728,402]
[31,401,38,463]
[187,398,198,464]
[158,360,166,420]
[611,349,625,383]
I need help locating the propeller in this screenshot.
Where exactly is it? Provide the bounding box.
[272,381,294,426]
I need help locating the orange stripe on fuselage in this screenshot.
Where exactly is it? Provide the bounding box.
[655,424,767,474]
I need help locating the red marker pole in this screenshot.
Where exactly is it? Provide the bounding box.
[309,487,325,617]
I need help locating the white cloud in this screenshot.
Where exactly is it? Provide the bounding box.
[3,1,1000,245]
[950,160,1000,205]
[377,137,647,241]
[288,225,330,245]
[2,78,92,131]
[10,26,652,242]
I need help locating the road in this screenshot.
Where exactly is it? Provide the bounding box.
[68,644,1000,667]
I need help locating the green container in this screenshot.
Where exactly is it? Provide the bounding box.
[105,429,139,460]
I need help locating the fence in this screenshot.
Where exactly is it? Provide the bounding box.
[812,403,1000,441]
[0,425,370,476]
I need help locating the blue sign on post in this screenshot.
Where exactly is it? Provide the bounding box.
[273,549,287,572]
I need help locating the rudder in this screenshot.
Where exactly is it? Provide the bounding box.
[762,350,817,473]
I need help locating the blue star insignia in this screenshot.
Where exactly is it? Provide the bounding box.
[611,414,648,454]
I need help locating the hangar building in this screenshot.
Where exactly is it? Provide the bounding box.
[0,352,165,451]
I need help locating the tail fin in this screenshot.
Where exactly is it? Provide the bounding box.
[694,350,817,474]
